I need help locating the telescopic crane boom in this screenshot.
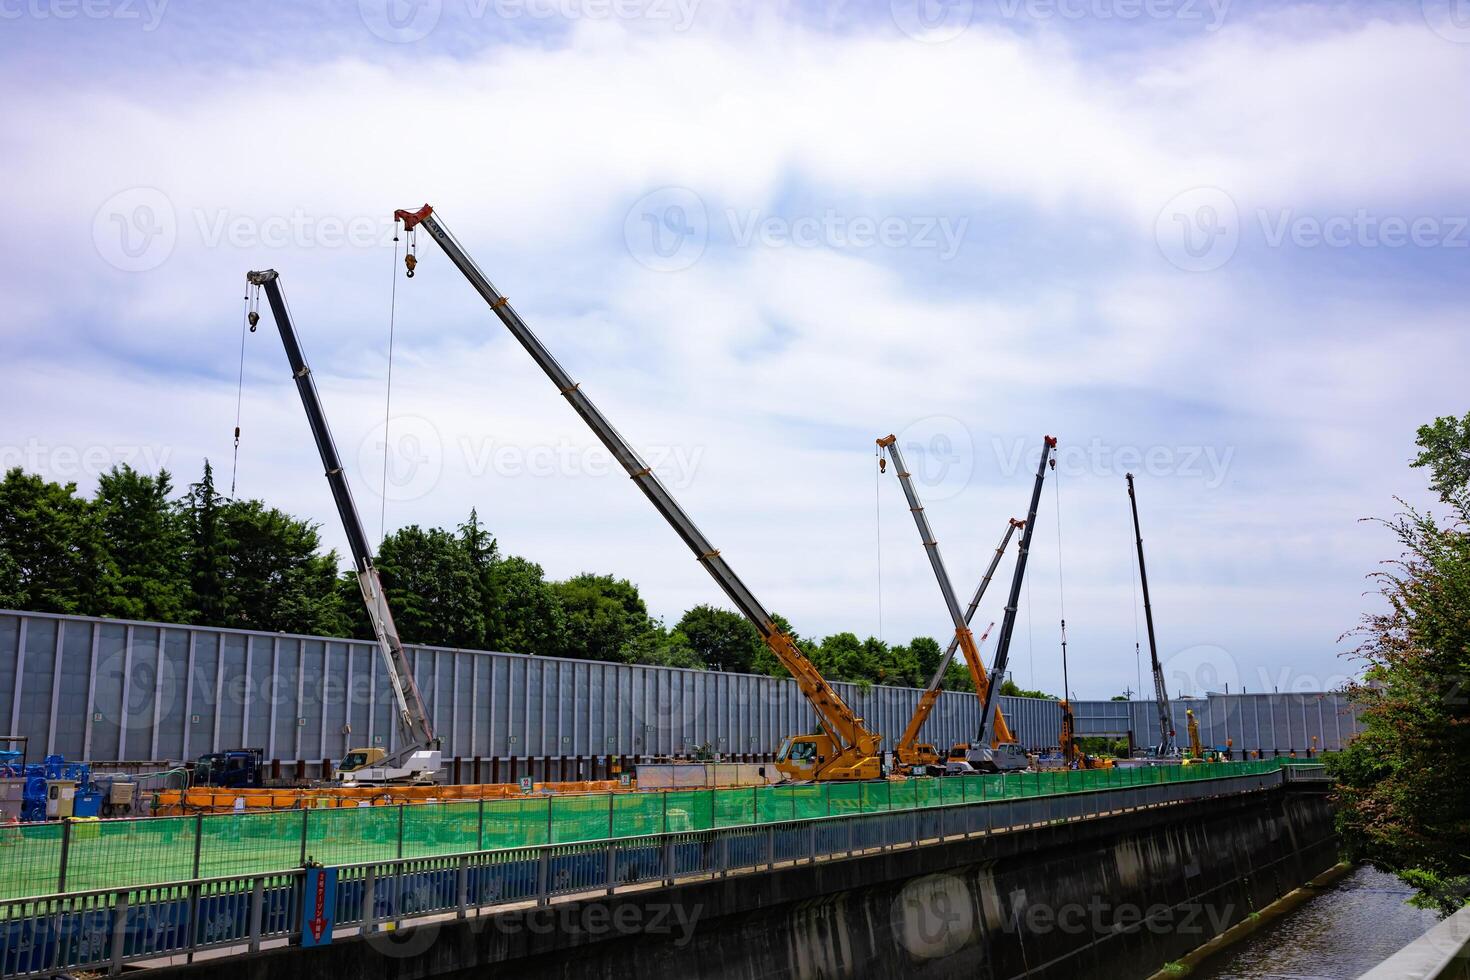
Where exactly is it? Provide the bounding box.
[1127,472,1175,757]
[393,205,881,781]
[974,436,1057,769]
[876,434,1019,765]
[245,270,440,784]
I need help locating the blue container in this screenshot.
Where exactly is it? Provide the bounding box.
[72,791,103,819]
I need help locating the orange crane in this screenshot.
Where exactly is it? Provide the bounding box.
[893,621,993,773]
[393,204,881,781]
[877,433,1025,771]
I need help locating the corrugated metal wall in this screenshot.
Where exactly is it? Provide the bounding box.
[0,610,1359,768]
[1070,693,1362,754]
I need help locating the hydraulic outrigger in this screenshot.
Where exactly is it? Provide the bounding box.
[393,205,881,781]
[245,270,441,784]
[876,434,1023,771]
[1127,472,1175,757]
[973,436,1057,771]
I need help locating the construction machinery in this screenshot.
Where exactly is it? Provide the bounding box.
[1127,472,1176,757]
[193,748,265,789]
[894,622,993,773]
[393,205,881,781]
[877,433,1024,771]
[1057,701,1114,770]
[972,436,1059,772]
[246,270,442,785]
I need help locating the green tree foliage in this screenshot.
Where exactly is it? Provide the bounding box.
[907,635,945,682]
[1000,678,1057,700]
[371,525,485,649]
[93,464,191,622]
[621,624,703,669]
[183,461,231,626]
[553,573,653,663]
[676,604,762,673]
[219,498,345,635]
[482,556,567,656]
[1331,419,1470,914]
[0,468,111,613]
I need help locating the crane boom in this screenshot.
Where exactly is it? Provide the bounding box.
[877,435,1016,746]
[976,436,1057,746]
[394,205,880,779]
[245,270,438,773]
[1127,472,1175,756]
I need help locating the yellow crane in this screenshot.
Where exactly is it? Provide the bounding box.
[394,204,881,781]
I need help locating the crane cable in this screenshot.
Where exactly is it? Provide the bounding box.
[1052,455,1067,699]
[229,287,253,498]
[1129,494,1144,703]
[379,230,402,544]
[874,441,884,643]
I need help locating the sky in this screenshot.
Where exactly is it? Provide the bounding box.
[2,0,1467,700]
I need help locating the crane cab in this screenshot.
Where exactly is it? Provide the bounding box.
[774,734,883,782]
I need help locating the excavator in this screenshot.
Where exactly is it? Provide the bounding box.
[393,204,881,781]
[245,271,441,785]
[972,436,1057,772]
[876,434,1025,773]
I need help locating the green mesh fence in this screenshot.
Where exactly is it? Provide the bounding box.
[0,758,1297,900]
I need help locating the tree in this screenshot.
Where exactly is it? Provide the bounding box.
[218,499,345,635]
[182,461,232,626]
[1000,678,1056,700]
[1111,694,1131,702]
[553,573,653,663]
[0,468,112,613]
[621,625,704,669]
[676,605,761,672]
[1331,422,1470,914]
[908,636,945,682]
[1413,412,1470,518]
[93,464,191,622]
[483,556,567,656]
[372,525,484,648]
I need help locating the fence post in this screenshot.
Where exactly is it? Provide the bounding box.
[661,791,668,835]
[57,818,72,893]
[608,792,615,843]
[456,855,469,920]
[299,807,310,866]
[606,838,618,896]
[109,890,130,974]
[546,797,554,846]
[363,865,377,934]
[477,799,485,852]
[247,877,265,953]
[397,804,405,860]
[536,845,550,907]
[192,813,204,879]
[886,779,893,811]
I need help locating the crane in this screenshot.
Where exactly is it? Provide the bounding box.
[244,270,441,784]
[1127,472,1175,757]
[972,436,1058,772]
[894,621,993,774]
[392,204,881,781]
[876,433,1021,770]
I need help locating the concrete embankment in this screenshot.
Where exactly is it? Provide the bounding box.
[153,781,1336,980]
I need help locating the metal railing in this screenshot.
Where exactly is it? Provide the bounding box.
[0,768,1298,978]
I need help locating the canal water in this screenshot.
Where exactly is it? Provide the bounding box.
[1188,865,1440,978]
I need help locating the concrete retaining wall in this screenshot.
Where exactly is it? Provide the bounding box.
[153,783,1337,980]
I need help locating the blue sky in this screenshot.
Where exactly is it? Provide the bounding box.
[2,0,1467,699]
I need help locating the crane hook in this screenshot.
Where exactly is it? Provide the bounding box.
[404,253,417,278]
[879,457,887,473]
[247,310,259,332]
